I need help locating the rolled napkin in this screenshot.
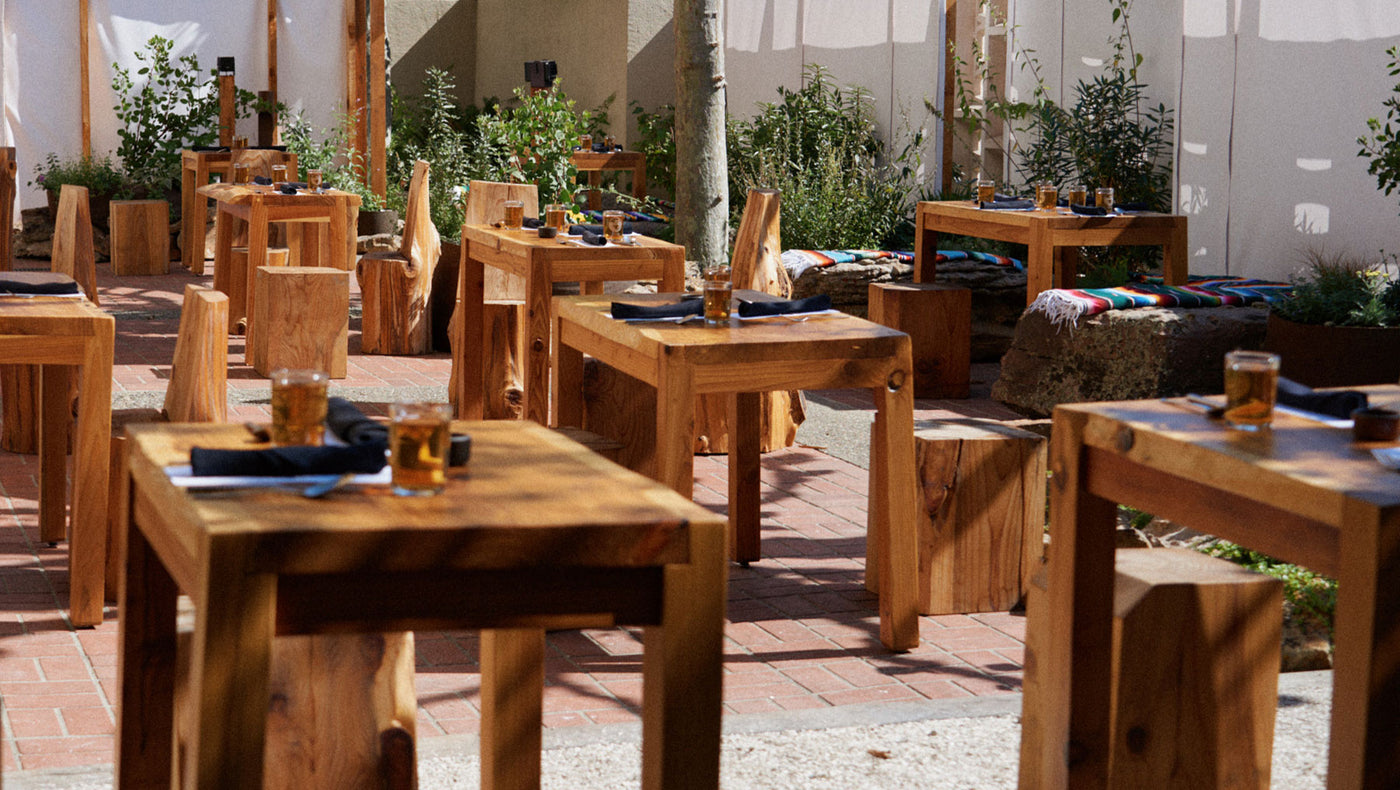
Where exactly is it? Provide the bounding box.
[1114,201,1150,212]
[190,443,387,477]
[611,297,703,320]
[569,222,637,236]
[252,175,273,186]
[737,294,834,318]
[579,231,607,246]
[522,216,543,229]
[980,199,1035,210]
[0,272,80,295]
[278,184,299,195]
[1071,204,1108,216]
[326,397,388,447]
[1276,376,1368,419]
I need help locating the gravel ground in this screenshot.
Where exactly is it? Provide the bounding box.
[8,671,1332,789]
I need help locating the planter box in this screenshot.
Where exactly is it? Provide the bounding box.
[1262,312,1400,388]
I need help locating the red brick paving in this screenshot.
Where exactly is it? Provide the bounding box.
[0,260,1032,774]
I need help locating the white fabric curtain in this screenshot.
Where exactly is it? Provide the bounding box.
[3,0,347,217]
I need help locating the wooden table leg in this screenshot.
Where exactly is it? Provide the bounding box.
[633,160,647,204]
[522,261,552,425]
[729,392,762,563]
[188,543,277,790]
[116,516,180,789]
[1327,503,1400,789]
[1056,246,1081,291]
[641,519,725,790]
[1028,408,1118,789]
[552,318,584,429]
[480,628,545,790]
[914,209,939,283]
[454,242,486,420]
[1163,217,1189,285]
[37,365,68,545]
[588,171,603,212]
[1026,222,1055,306]
[659,249,685,293]
[579,281,604,296]
[654,359,696,499]
[328,202,351,271]
[869,346,920,652]
[69,321,112,627]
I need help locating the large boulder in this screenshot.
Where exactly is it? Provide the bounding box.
[790,257,1027,361]
[992,305,1270,417]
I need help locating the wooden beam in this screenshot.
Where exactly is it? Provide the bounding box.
[941,0,956,194]
[267,0,279,100]
[369,0,386,201]
[79,0,91,156]
[345,0,369,185]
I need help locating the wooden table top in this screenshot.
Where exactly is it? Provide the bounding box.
[0,294,111,329]
[196,182,360,207]
[918,199,1182,227]
[570,150,645,167]
[124,420,717,579]
[462,223,680,256]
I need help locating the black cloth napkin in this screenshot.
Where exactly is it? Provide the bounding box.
[189,443,387,477]
[0,272,80,295]
[252,175,273,185]
[1071,204,1108,215]
[611,297,703,320]
[737,294,833,318]
[1276,376,1368,419]
[278,184,299,194]
[569,222,637,236]
[1114,201,1150,212]
[326,397,388,447]
[980,199,1035,210]
[522,216,543,229]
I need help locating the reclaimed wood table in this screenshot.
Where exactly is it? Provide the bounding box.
[180,148,297,274]
[551,291,920,651]
[913,200,1189,305]
[453,224,685,424]
[115,420,725,790]
[1030,391,1400,789]
[571,149,647,211]
[0,295,113,626]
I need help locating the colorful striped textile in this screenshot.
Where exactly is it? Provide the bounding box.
[1028,275,1294,327]
[581,208,671,223]
[780,249,1021,281]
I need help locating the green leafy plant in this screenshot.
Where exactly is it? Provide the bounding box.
[631,101,677,200]
[28,152,127,197]
[476,83,587,206]
[1358,45,1400,213]
[384,68,482,237]
[1199,540,1337,632]
[111,35,258,196]
[1271,248,1400,327]
[281,111,384,211]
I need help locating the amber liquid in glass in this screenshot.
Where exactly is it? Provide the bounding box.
[306,170,323,191]
[1067,186,1088,206]
[977,182,996,204]
[1223,365,1278,430]
[1036,185,1058,210]
[703,280,732,326]
[503,202,524,231]
[270,380,328,446]
[390,418,450,493]
[602,211,625,241]
[545,206,569,231]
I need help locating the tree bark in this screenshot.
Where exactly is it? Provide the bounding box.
[674,0,729,270]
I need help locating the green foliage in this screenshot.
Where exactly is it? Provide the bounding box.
[111,35,258,195]
[280,111,384,211]
[476,83,589,206]
[1199,541,1337,631]
[728,65,923,250]
[384,68,481,237]
[29,152,127,196]
[1358,45,1400,214]
[1271,248,1400,327]
[630,102,676,199]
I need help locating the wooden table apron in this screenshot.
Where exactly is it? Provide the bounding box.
[0,297,112,627]
[1034,394,1400,789]
[180,149,297,274]
[115,420,725,790]
[453,224,685,424]
[913,200,1189,306]
[550,292,921,652]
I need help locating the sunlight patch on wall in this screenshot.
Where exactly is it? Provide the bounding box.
[1183,0,1228,39]
[1081,57,1104,68]
[773,0,799,51]
[1182,141,1208,156]
[1259,0,1400,42]
[1296,158,1331,171]
[1180,183,1210,215]
[892,0,933,44]
[1294,203,1330,234]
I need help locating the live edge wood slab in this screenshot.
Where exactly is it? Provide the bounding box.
[116,420,726,790]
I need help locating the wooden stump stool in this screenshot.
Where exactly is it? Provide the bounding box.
[249,266,348,378]
[868,418,1045,614]
[868,282,971,399]
[357,254,435,355]
[213,245,290,334]
[1019,548,1282,789]
[110,200,170,275]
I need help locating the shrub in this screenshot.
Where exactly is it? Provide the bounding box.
[29,152,127,197]
[476,82,590,206]
[1271,248,1400,327]
[384,68,482,238]
[630,101,676,200]
[1358,45,1400,214]
[281,111,384,211]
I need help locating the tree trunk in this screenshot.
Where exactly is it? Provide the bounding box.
[674,0,729,270]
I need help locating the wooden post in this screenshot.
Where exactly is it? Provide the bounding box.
[79,0,92,156]
[267,0,279,105]
[217,60,236,147]
[0,147,16,271]
[369,0,387,202]
[345,0,369,182]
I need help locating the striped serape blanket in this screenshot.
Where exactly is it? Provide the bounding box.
[581,208,671,223]
[1028,275,1294,327]
[781,249,1021,281]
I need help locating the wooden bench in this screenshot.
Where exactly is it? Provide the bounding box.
[868,282,971,399]
[1019,548,1282,789]
[249,266,349,377]
[867,418,1045,614]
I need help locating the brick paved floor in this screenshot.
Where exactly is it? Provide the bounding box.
[0,261,1031,773]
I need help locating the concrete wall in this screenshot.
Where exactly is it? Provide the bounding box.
[387,0,476,107]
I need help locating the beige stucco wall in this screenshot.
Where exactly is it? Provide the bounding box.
[386,0,477,107]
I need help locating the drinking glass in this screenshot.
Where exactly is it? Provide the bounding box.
[270,164,288,186]
[544,203,569,232]
[976,178,996,204]
[306,169,323,191]
[1036,183,1058,211]
[579,133,593,151]
[502,200,524,231]
[269,369,329,446]
[602,210,625,242]
[389,401,453,496]
[1096,187,1115,213]
[603,134,616,150]
[703,265,732,326]
[231,163,251,185]
[1067,184,1088,206]
[1222,351,1280,431]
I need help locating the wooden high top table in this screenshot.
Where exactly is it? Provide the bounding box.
[115,420,726,790]
[180,148,297,273]
[0,295,113,626]
[1032,390,1400,789]
[570,149,647,212]
[551,291,920,651]
[913,200,1189,305]
[454,224,685,424]
[197,182,361,275]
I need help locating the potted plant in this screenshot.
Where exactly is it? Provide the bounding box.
[28,152,127,228]
[1261,250,1400,387]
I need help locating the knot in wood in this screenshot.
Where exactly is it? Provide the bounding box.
[531,338,546,352]
[1115,427,1134,453]
[886,369,906,392]
[1125,725,1149,754]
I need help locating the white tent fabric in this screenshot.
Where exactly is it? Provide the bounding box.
[1010,0,1400,283]
[2,0,347,220]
